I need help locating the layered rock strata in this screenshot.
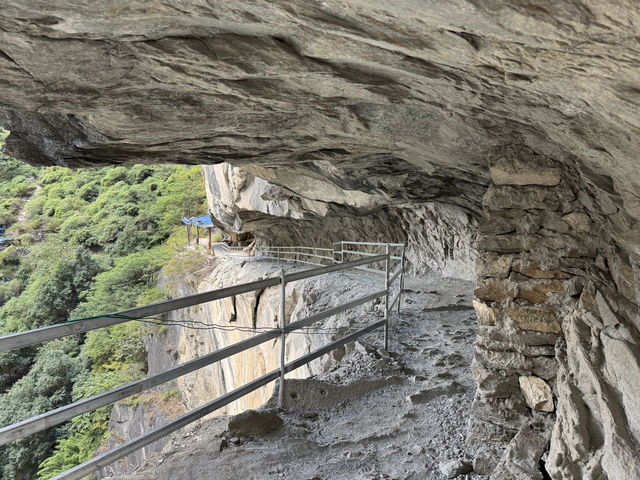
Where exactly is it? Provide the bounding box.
[469,145,640,479]
[151,256,387,416]
[203,162,477,279]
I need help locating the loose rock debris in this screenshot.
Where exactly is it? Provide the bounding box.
[109,275,489,480]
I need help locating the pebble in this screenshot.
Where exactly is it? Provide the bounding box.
[438,458,473,478]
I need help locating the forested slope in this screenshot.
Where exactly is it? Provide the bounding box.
[0,129,207,479]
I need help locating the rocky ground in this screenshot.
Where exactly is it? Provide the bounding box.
[107,269,488,480]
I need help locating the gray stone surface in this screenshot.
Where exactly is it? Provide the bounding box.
[226,409,283,437]
[2,4,640,479]
[1,2,640,255]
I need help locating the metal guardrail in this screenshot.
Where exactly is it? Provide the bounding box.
[0,241,406,480]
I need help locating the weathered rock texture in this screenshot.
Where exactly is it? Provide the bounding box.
[152,256,387,415]
[470,146,640,479]
[1,3,640,479]
[95,389,184,479]
[2,1,640,250]
[203,162,477,279]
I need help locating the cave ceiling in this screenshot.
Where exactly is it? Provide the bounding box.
[0,1,638,224]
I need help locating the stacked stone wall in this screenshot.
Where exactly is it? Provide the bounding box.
[469,146,640,480]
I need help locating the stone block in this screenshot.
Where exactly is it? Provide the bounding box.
[489,157,561,186]
[476,234,526,253]
[512,261,568,279]
[476,254,513,278]
[516,280,565,304]
[518,376,554,412]
[474,345,558,380]
[438,458,473,478]
[594,291,620,327]
[491,424,550,479]
[475,280,518,303]
[227,409,283,437]
[507,307,561,334]
[561,212,592,233]
[473,299,500,326]
[473,363,521,398]
[479,209,517,235]
[473,445,504,475]
[483,185,568,211]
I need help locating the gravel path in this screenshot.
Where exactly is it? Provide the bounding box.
[111,274,488,480]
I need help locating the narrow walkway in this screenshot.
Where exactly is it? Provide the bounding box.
[109,274,486,480]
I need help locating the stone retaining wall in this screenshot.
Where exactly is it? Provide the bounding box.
[469,146,640,479]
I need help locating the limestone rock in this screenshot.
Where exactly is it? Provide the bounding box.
[473,300,499,326]
[561,212,592,233]
[491,424,550,480]
[518,376,554,412]
[227,409,283,437]
[474,280,518,303]
[482,185,564,211]
[490,157,561,186]
[506,307,561,334]
[594,291,620,328]
[512,262,568,280]
[472,444,503,475]
[438,458,473,479]
[516,280,565,304]
[475,254,512,278]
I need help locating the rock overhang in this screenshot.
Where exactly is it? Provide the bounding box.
[0,1,638,237]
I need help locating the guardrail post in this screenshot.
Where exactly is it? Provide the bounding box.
[398,242,407,314]
[384,244,390,351]
[278,268,287,409]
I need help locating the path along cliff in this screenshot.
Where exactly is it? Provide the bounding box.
[100,256,493,480]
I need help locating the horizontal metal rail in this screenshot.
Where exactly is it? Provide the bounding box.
[0,290,385,445]
[257,256,325,267]
[0,277,280,353]
[258,249,333,261]
[262,245,332,252]
[258,250,330,259]
[342,249,383,257]
[52,319,386,480]
[340,241,404,247]
[286,254,387,283]
[354,265,385,275]
[0,255,385,354]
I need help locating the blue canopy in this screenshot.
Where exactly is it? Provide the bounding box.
[180,216,214,228]
[0,237,18,250]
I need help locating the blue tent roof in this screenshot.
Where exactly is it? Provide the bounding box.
[0,237,18,250]
[180,216,214,228]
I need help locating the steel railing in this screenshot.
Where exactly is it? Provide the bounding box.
[0,242,406,480]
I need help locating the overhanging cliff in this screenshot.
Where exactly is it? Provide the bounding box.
[1,3,639,479]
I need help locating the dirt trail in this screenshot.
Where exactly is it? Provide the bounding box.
[110,273,486,480]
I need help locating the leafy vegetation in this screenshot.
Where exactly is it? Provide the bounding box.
[0,141,207,480]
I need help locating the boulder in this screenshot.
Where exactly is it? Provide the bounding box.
[438,458,473,479]
[227,409,283,437]
[518,376,554,412]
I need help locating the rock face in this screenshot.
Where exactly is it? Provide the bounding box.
[151,256,388,415]
[1,3,640,480]
[203,162,477,279]
[470,146,640,479]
